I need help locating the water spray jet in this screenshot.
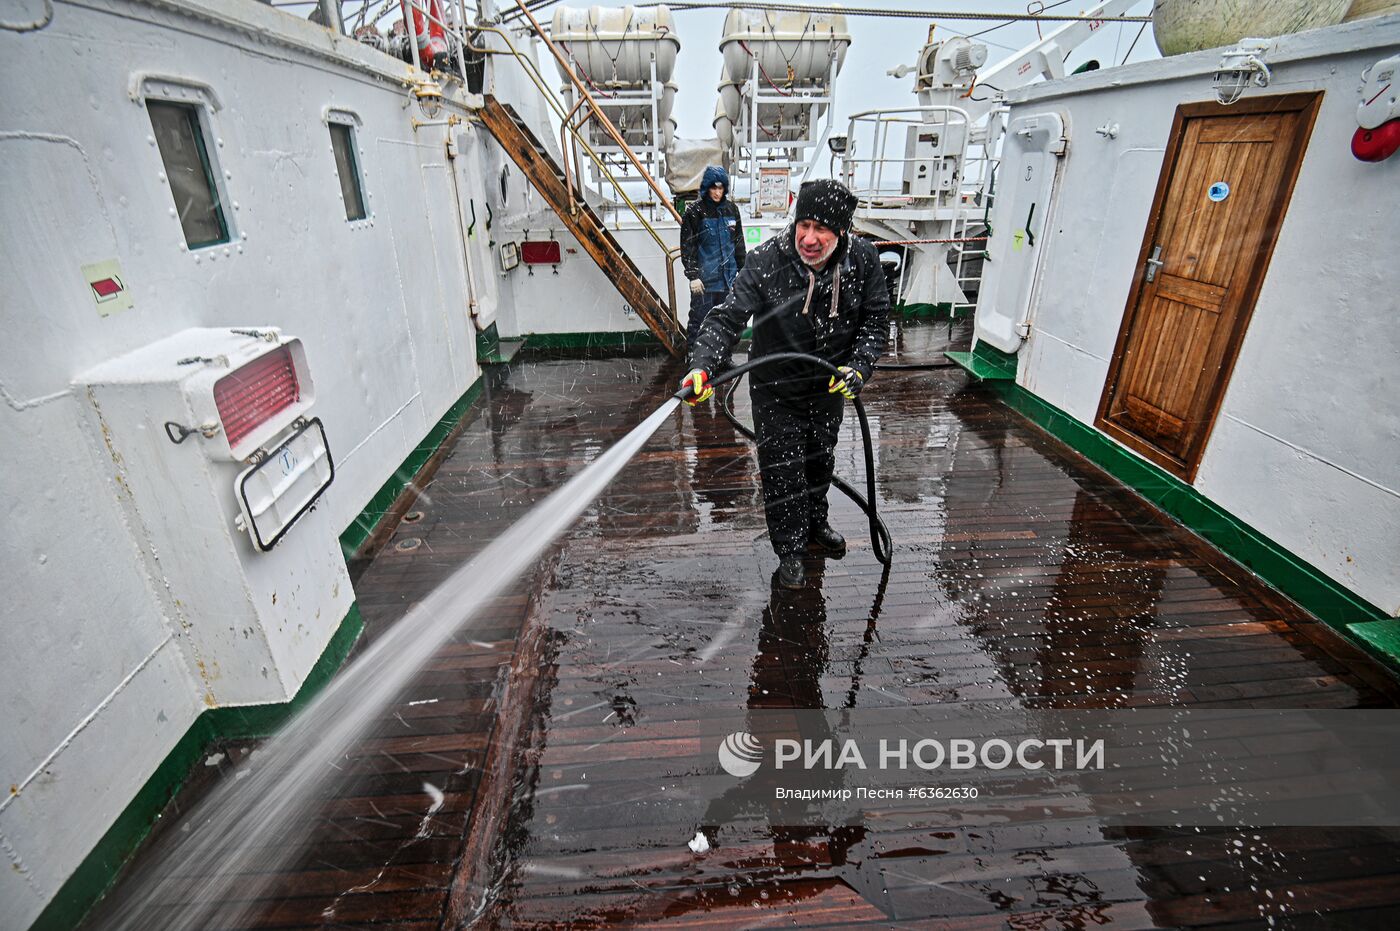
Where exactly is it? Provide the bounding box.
[102,400,681,930]
[103,353,896,927]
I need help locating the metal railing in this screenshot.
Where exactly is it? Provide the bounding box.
[382,0,687,334]
[840,105,971,205]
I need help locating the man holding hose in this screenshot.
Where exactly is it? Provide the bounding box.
[682,179,888,589]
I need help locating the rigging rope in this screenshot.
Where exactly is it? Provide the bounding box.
[869,236,988,246]
[633,2,1150,24]
[499,0,563,25]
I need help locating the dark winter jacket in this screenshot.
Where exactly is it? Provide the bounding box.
[690,225,889,405]
[681,166,746,293]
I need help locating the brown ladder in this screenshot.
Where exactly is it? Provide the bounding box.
[477,96,684,359]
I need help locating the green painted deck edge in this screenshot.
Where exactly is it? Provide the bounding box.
[475,321,500,358]
[338,375,485,558]
[946,340,1018,381]
[894,301,956,319]
[204,603,365,740]
[1347,619,1400,665]
[476,324,524,364]
[522,330,660,350]
[988,380,1395,655]
[33,604,365,931]
[44,374,494,930]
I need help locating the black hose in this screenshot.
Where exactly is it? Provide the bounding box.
[674,352,892,566]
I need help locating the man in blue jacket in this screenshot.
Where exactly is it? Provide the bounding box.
[681,179,888,590]
[680,165,746,344]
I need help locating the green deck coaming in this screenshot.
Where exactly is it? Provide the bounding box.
[947,341,1396,668]
[339,376,485,557]
[475,321,500,359]
[474,322,524,364]
[520,329,661,350]
[945,339,1018,381]
[31,605,364,931]
[894,301,959,319]
[1347,619,1400,667]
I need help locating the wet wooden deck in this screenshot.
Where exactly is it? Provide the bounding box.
[95,321,1400,929]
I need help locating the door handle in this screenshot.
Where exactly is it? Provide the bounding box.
[1145,245,1164,283]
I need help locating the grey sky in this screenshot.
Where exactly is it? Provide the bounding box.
[628,0,1161,141]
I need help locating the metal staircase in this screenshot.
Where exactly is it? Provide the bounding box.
[478,96,684,359]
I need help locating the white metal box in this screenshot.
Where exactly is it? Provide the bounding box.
[72,328,352,707]
[902,122,966,199]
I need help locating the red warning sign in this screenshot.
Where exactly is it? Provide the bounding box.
[82,260,134,316]
[90,276,125,301]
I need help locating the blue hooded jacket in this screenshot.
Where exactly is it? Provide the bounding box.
[681,165,746,293]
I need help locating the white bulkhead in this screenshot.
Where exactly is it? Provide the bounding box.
[971,13,1400,617]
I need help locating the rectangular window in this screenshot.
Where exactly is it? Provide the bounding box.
[329,123,367,221]
[147,100,229,248]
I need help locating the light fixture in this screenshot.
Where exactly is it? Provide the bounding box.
[1213,39,1271,106]
[1353,53,1400,162]
[827,134,848,155]
[411,78,444,119]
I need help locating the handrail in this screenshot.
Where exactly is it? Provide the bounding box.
[466,24,682,329]
[470,27,666,244]
[508,0,682,225]
[400,1,683,332]
[841,105,972,201]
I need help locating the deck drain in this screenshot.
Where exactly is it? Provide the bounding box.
[395,538,422,552]
[404,510,425,523]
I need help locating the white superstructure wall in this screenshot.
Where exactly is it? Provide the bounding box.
[981,15,1400,616]
[0,1,562,925]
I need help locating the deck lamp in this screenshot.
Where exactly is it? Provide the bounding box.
[1213,40,1272,106]
[412,78,445,119]
[1353,53,1400,162]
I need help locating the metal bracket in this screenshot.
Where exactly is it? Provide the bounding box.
[229,328,278,342]
[1145,244,1164,283]
[165,421,222,445]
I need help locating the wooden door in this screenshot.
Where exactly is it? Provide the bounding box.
[1097,93,1320,479]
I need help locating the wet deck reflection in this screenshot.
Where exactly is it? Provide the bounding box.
[95,321,1400,929]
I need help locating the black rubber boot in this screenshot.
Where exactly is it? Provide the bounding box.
[808,523,846,558]
[777,556,805,589]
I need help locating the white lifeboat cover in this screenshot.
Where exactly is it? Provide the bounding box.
[551,4,681,86]
[719,8,850,86]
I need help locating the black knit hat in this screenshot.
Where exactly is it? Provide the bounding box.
[794,179,858,233]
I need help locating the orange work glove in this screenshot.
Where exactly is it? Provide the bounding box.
[680,369,713,406]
